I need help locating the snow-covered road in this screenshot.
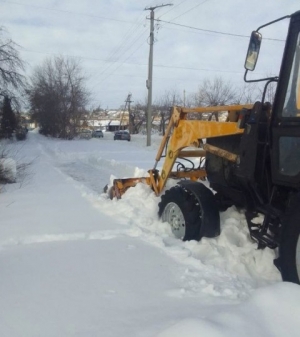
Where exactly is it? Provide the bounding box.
[0,131,299,337]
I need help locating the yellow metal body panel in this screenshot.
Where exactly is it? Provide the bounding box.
[156,120,244,194]
[203,144,238,162]
[169,120,244,152]
[181,104,253,114]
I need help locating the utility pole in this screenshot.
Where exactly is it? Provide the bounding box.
[145,3,173,146]
[120,93,132,131]
[126,93,134,134]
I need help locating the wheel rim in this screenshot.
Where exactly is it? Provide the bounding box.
[162,202,185,239]
[296,237,300,278]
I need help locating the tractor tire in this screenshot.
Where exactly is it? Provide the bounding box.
[280,193,300,284]
[158,182,220,241]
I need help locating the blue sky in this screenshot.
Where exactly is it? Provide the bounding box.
[1,0,299,109]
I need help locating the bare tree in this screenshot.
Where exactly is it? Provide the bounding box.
[155,89,183,135]
[0,95,17,139]
[232,83,260,105]
[130,100,147,134]
[194,77,236,106]
[0,27,26,138]
[156,88,183,108]
[258,81,277,104]
[0,27,26,101]
[191,77,238,120]
[28,56,90,139]
[233,79,276,106]
[91,104,102,115]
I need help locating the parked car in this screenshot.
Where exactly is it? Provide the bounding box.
[92,130,104,138]
[114,130,131,141]
[79,129,92,139]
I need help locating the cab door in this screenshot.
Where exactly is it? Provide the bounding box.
[271,12,300,188]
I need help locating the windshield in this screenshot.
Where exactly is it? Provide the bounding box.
[282,32,300,117]
[278,32,300,176]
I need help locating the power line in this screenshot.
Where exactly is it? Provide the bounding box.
[154,63,243,73]
[90,71,243,82]
[155,19,285,41]
[0,0,139,24]
[167,0,211,22]
[10,0,282,84]
[157,0,189,19]
[2,0,150,79]
[21,48,246,75]
[93,15,148,80]
[3,0,284,45]
[91,30,148,88]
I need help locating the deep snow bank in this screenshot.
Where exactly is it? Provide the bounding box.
[156,282,300,337]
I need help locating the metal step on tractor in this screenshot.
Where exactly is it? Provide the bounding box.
[106,11,300,284]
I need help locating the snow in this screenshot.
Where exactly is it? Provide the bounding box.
[0,131,299,337]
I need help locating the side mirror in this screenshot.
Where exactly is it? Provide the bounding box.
[244,31,262,71]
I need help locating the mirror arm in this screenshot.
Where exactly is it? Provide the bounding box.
[256,15,290,32]
[244,69,278,83]
[244,69,249,82]
[244,14,290,83]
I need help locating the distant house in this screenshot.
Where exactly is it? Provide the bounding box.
[84,109,131,132]
[87,120,104,129]
[107,120,128,132]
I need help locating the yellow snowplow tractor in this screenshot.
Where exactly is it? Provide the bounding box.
[107,11,300,285]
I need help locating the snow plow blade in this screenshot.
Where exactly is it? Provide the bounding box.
[107,176,152,199]
[107,167,207,200]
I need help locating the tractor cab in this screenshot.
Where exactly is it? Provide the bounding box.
[244,11,300,189]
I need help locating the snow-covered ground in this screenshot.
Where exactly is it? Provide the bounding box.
[0,130,299,337]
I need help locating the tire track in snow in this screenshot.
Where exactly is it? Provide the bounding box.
[0,229,133,248]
